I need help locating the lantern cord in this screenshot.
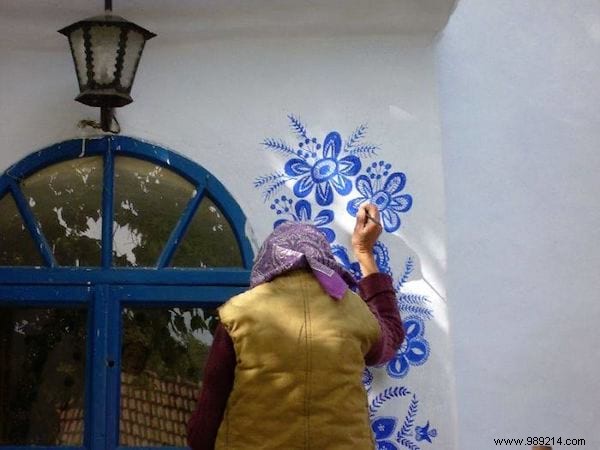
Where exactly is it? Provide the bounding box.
[77,114,120,134]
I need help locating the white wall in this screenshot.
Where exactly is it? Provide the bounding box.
[437,1,600,448]
[0,1,458,448]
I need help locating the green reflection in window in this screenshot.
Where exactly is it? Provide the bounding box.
[120,307,215,446]
[113,156,195,267]
[0,307,87,445]
[171,197,243,267]
[20,156,103,267]
[0,193,44,266]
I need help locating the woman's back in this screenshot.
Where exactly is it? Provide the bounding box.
[216,270,380,450]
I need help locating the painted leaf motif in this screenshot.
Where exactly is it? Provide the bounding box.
[313,209,334,226]
[382,209,401,233]
[346,197,366,216]
[386,354,409,378]
[319,227,335,243]
[404,317,424,339]
[406,339,429,365]
[390,194,413,213]
[331,174,352,195]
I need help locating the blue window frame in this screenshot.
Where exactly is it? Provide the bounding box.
[0,136,253,450]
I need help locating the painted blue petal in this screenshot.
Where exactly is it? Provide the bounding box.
[293,175,314,198]
[404,317,424,339]
[322,131,342,159]
[332,245,351,266]
[355,175,373,197]
[383,172,407,195]
[338,155,361,176]
[273,219,287,229]
[316,181,333,206]
[295,199,312,221]
[319,227,336,243]
[331,174,352,195]
[406,338,430,365]
[390,194,413,213]
[371,417,397,440]
[381,209,401,233]
[284,158,312,176]
[377,441,399,450]
[346,197,367,217]
[386,354,409,378]
[314,209,334,226]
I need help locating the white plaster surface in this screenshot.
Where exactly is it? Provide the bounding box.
[0,1,456,448]
[437,1,600,448]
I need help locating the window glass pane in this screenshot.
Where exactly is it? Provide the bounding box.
[113,156,195,267]
[20,156,103,266]
[0,307,87,445]
[120,307,215,446]
[0,193,44,266]
[171,197,243,267]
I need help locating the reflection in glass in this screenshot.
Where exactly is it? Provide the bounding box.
[0,307,87,445]
[171,197,243,267]
[20,156,103,266]
[0,194,44,266]
[113,156,195,267]
[120,307,216,446]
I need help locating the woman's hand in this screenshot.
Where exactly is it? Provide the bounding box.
[351,203,383,276]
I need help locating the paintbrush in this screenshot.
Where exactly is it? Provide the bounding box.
[365,211,382,227]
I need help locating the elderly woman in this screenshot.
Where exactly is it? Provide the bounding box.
[187,203,404,449]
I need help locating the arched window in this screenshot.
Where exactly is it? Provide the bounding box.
[0,136,253,448]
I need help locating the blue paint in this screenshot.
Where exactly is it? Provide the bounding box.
[0,136,254,449]
[272,197,336,243]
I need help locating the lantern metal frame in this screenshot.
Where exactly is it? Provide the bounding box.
[58,0,156,132]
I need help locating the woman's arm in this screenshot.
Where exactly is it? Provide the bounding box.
[187,323,236,450]
[352,203,405,365]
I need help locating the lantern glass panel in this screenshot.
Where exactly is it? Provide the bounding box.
[89,24,121,85]
[69,27,88,88]
[120,29,145,90]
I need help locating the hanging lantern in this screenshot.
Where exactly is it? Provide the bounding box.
[59,3,155,130]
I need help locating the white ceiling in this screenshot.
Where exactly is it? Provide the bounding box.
[1,0,457,50]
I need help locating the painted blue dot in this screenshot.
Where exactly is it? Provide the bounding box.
[370,174,376,179]
[376,175,382,180]
[305,138,310,144]
[311,152,317,158]
[274,199,280,204]
[299,142,304,148]
[385,164,392,170]
[304,152,310,158]
[366,167,372,173]
[316,144,321,150]
[379,161,385,166]
[312,138,317,143]
[276,211,282,215]
[383,171,389,176]
[288,199,293,204]
[371,162,377,168]
[282,195,287,201]
[270,204,276,209]
[284,207,289,212]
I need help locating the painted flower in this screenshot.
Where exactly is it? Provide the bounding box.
[386,316,430,378]
[272,197,335,243]
[371,417,399,450]
[285,131,361,206]
[347,161,412,233]
[331,242,392,282]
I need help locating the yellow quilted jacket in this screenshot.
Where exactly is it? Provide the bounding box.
[216,269,381,450]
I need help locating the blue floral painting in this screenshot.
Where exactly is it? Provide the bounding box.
[347,161,413,233]
[369,388,437,449]
[270,196,335,243]
[254,114,439,448]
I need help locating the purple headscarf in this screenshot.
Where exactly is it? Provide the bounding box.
[250,222,356,300]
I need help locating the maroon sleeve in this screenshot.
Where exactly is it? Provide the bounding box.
[359,272,405,366]
[187,323,236,450]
